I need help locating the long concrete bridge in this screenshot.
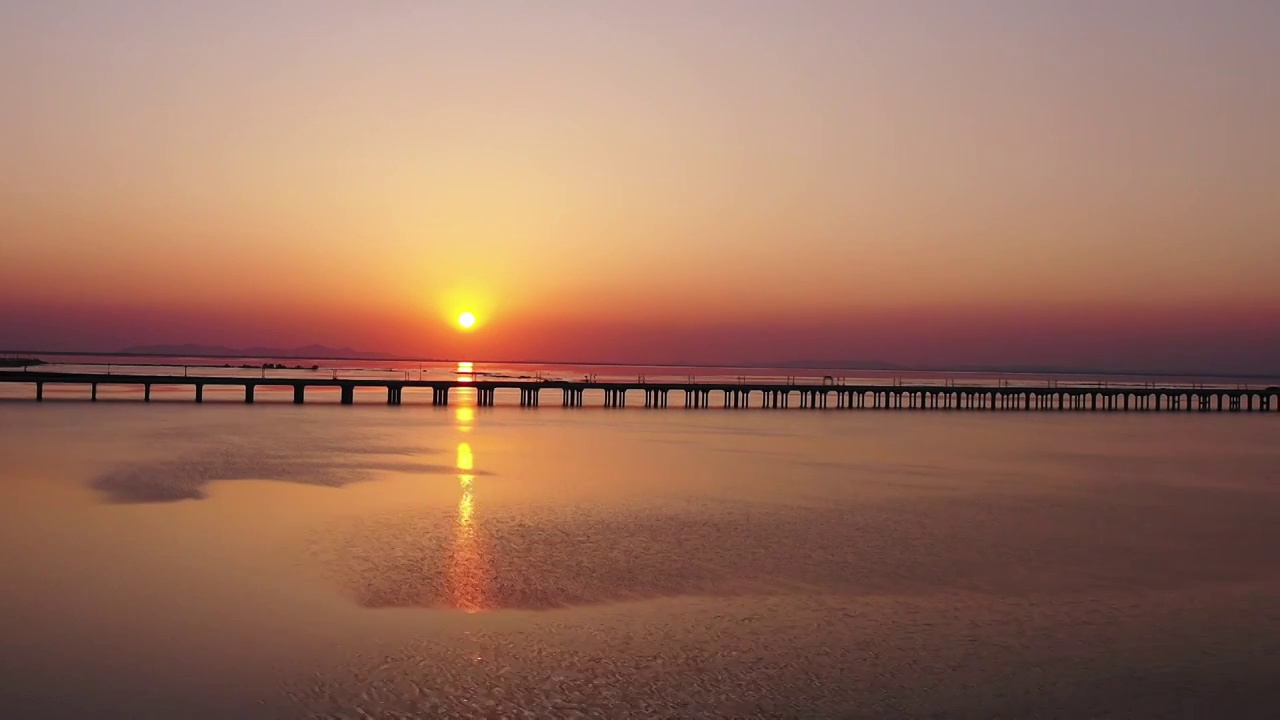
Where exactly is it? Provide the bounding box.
[1,371,1277,412]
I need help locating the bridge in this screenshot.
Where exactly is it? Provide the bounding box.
[1,370,1277,412]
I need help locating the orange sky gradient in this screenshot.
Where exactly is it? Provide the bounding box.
[2,2,1278,373]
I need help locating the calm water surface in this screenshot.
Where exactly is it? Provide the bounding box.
[1,395,1278,718]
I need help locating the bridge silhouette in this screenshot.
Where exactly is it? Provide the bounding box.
[2,370,1278,412]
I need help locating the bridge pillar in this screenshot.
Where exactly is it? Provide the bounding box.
[195,384,203,403]
[341,385,355,405]
[144,384,151,402]
[35,382,43,401]
[244,385,255,404]
[91,383,97,401]
[294,386,306,404]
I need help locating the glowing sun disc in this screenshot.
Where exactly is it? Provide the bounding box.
[457,312,476,329]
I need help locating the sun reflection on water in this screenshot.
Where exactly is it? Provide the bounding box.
[448,441,488,613]
[456,361,474,383]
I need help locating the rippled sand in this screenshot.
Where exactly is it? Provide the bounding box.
[1,402,1278,717]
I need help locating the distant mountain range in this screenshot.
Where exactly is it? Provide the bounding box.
[118,344,393,360]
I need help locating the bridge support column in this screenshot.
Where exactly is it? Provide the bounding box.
[433,387,449,406]
[35,382,43,401]
[294,386,305,404]
[195,384,203,403]
[341,385,354,405]
[91,383,97,401]
[244,385,255,404]
[144,384,151,402]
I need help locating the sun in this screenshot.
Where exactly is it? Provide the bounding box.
[457,311,476,329]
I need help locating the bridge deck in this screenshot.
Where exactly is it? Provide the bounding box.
[1,371,1276,412]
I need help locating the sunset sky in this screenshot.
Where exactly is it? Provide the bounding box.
[2,1,1278,372]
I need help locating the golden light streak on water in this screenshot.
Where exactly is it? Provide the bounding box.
[447,441,487,613]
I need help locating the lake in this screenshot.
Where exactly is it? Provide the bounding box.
[1,369,1279,717]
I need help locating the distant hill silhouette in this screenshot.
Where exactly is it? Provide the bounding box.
[118,344,393,360]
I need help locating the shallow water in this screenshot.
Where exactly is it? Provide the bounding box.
[1,399,1278,718]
